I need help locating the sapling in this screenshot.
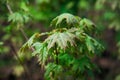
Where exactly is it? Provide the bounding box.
[19,13,104,80]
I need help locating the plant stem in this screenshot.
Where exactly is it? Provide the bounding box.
[20,28,28,40]
[55,43,58,64]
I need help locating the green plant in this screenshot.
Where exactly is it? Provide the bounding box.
[19,13,103,80]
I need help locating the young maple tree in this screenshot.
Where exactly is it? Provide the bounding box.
[19,13,103,80]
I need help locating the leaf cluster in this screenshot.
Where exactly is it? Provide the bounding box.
[19,13,103,80]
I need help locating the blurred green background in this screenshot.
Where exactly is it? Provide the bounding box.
[0,0,120,80]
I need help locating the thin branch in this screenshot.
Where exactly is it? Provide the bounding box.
[6,1,32,80]
[6,0,29,41]
[39,32,52,37]
[20,28,28,40]
[6,0,13,14]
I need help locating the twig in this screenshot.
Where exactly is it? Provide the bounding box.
[20,28,28,40]
[6,0,29,41]
[6,1,32,80]
[6,0,13,14]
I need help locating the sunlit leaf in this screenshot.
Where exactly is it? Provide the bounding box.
[50,13,80,28]
[45,31,77,50]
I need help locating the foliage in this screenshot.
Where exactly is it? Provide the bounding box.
[19,13,103,80]
[8,12,29,26]
[1,0,120,80]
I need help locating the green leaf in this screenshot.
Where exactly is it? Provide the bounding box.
[85,34,104,54]
[32,42,43,56]
[45,31,77,50]
[27,33,40,47]
[58,53,74,66]
[50,13,80,28]
[37,44,49,66]
[45,63,63,80]
[85,36,95,54]
[19,33,40,54]
[72,56,93,73]
[80,18,96,34]
[32,42,49,66]
[45,32,59,50]
[8,12,23,23]
[8,12,30,24]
